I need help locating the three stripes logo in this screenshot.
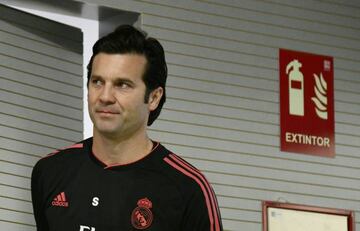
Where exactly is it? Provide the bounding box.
[52,192,69,207]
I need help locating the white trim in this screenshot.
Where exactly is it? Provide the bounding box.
[5,3,98,139]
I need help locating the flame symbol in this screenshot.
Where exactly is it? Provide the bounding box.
[311,73,328,120]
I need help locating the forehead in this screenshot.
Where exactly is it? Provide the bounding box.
[91,53,147,81]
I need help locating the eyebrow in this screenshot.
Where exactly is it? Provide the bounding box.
[91,75,136,85]
[114,78,136,87]
[90,75,135,84]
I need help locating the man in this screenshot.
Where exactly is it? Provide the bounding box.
[31,25,223,231]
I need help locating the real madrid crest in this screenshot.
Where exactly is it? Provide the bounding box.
[131,198,153,229]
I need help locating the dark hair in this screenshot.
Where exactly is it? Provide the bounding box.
[87,25,167,126]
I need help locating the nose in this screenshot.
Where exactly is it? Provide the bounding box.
[99,84,116,105]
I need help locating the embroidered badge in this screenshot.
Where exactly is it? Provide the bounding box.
[131,198,153,229]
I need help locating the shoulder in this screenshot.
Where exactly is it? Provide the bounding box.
[159,147,213,197]
[159,148,222,230]
[32,138,91,174]
[163,152,206,185]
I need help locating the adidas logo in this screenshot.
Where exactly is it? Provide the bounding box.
[52,192,69,207]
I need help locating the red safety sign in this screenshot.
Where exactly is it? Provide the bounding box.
[280,49,334,157]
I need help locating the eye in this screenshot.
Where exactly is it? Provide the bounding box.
[115,81,132,89]
[91,79,103,87]
[119,83,129,89]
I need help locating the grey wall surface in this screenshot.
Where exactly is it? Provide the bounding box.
[1,0,359,230]
[0,4,83,229]
[76,1,360,230]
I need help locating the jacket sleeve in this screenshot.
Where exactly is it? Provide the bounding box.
[181,182,223,231]
[31,161,49,231]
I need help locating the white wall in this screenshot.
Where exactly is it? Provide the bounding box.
[5,2,98,139]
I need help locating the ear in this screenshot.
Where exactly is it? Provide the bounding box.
[148,87,164,112]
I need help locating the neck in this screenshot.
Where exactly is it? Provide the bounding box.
[92,129,153,166]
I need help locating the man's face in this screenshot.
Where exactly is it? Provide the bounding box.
[88,53,158,139]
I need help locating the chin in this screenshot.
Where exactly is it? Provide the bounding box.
[94,123,120,135]
[96,129,121,139]
[96,124,119,133]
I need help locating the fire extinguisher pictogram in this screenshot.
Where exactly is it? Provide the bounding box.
[286,59,304,116]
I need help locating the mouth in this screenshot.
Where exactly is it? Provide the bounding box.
[96,109,120,115]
